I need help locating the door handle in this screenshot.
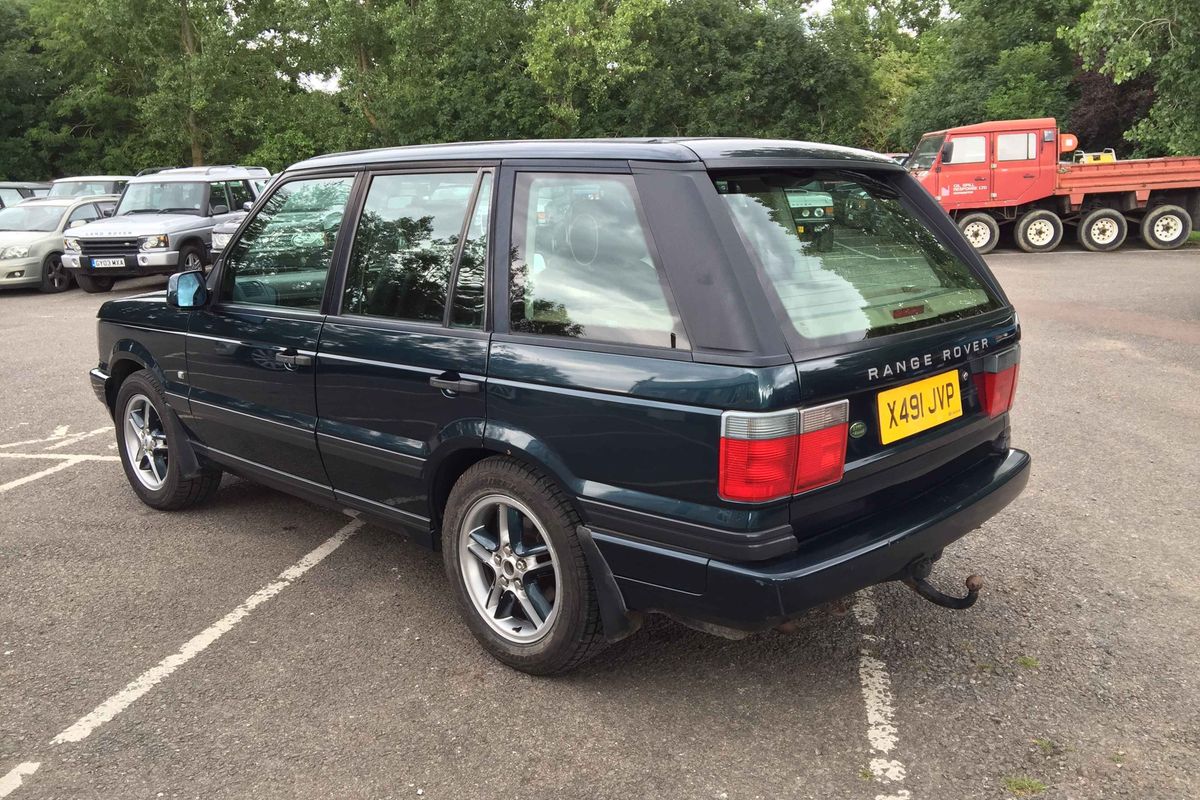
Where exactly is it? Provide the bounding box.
[430,373,480,395]
[275,349,313,369]
[974,176,987,182]
[1023,173,1036,179]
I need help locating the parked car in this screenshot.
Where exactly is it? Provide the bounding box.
[47,175,133,198]
[0,195,118,292]
[0,182,51,208]
[61,165,269,293]
[89,139,1029,674]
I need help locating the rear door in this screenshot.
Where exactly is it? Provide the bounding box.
[992,129,1046,206]
[314,167,494,528]
[184,173,356,496]
[937,134,992,209]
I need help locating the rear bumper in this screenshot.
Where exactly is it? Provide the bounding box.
[593,447,1031,630]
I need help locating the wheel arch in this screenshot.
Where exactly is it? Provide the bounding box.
[104,344,164,413]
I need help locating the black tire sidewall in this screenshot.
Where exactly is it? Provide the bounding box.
[1078,209,1127,252]
[178,244,205,273]
[958,213,999,254]
[1015,210,1063,253]
[40,253,71,293]
[76,272,114,293]
[114,371,185,508]
[442,458,596,674]
[1141,205,1192,250]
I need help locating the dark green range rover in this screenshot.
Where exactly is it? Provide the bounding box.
[90,139,1029,674]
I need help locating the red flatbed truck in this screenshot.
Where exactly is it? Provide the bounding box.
[905,117,1200,253]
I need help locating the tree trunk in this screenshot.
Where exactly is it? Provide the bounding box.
[180,0,203,165]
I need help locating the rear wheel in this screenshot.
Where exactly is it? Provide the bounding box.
[75,272,115,293]
[442,457,605,675]
[1014,209,1063,253]
[39,253,72,293]
[1141,205,1192,250]
[1078,208,1127,252]
[957,213,999,254]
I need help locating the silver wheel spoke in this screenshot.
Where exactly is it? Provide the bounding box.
[483,578,504,617]
[523,551,554,574]
[466,540,493,565]
[515,587,544,628]
[496,503,511,548]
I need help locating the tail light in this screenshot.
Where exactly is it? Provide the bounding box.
[974,348,1020,417]
[719,400,849,503]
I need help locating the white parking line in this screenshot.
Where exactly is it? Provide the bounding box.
[0,452,119,462]
[854,590,912,800]
[0,459,83,494]
[0,426,71,450]
[0,763,40,798]
[45,428,110,450]
[51,516,365,745]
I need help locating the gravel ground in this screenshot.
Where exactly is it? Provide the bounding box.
[1,243,1197,799]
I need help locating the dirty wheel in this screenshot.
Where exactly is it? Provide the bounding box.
[1140,205,1192,250]
[1014,209,1063,253]
[1078,208,1127,252]
[957,213,999,254]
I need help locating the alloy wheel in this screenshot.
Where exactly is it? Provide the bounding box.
[47,256,69,290]
[458,494,561,643]
[123,394,169,491]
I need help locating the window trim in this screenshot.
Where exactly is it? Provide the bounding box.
[444,170,494,329]
[214,171,360,312]
[501,167,692,354]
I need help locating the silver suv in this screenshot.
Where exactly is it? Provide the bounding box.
[62,166,269,293]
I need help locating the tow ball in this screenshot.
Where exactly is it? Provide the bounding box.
[901,556,984,610]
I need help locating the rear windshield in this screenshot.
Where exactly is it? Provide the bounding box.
[714,170,1001,346]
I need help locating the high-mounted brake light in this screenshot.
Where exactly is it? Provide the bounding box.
[974,347,1021,418]
[719,400,849,503]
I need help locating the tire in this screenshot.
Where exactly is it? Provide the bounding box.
[39,252,73,293]
[957,213,999,254]
[1077,208,1127,252]
[1140,204,1192,250]
[114,370,222,510]
[442,456,605,675]
[178,242,205,273]
[75,272,115,293]
[1014,209,1063,253]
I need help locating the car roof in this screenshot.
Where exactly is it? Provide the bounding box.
[924,117,1059,137]
[127,166,270,184]
[0,181,51,189]
[290,137,900,171]
[52,175,133,182]
[18,194,120,208]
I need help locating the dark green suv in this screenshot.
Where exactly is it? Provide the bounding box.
[89,139,1029,674]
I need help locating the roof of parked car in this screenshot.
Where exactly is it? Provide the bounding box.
[127,166,271,184]
[0,181,51,189]
[51,175,133,182]
[18,195,120,207]
[290,138,900,171]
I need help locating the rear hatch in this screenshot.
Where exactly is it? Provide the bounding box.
[711,167,1020,539]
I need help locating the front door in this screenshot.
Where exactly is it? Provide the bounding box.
[937,133,992,210]
[315,168,494,528]
[992,130,1047,206]
[184,174,357,497]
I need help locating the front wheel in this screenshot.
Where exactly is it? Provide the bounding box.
[39,253,73,293]
[75,272,114,293]
[442,457,605,675]
[957,213,999,254]
[178,243,205,273]
[1141,205,1192,250]
[115,370,222,510]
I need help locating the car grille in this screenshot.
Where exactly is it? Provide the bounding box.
[80,239,138,256]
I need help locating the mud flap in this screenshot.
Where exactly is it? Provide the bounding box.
[577,525,643,643]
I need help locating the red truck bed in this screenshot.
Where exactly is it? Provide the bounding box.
[1056,156,1200,206]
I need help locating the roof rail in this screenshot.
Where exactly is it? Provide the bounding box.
[136,166,178,176]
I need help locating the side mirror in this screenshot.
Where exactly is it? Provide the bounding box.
[167,269,208,309]
[940,141,954,163]
[101,208,115,217]
[68,219,87,229]
[242,201,253,212]
[211,204,229,215]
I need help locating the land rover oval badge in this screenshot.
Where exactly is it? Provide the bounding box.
[849,421,867,439]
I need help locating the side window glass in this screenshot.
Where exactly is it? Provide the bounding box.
[208,183,230,214]
[67,204,99,226]
[226,180,253,209]
[450,173,493,329]
[342,171,477,323]
[0,189,22,206]
[945,136,986,164]
[220,176,353,310]
[509,173,686,349]
[997,133,1037,161]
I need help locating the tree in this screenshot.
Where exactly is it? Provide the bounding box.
[0,0,53,179]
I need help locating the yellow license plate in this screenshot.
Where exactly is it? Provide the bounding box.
[876,369,963,444]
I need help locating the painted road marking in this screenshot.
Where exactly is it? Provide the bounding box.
[0,763,39,798]
[0,452,119,462]
[0,459,83,494]
[854,590,912,800]
[51,517,365,745]
[45,428,110,451]
[0,426,72,450]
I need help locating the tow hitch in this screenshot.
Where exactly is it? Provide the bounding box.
[901,556,984,610]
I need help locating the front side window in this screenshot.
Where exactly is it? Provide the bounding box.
[66,204,100,226]
[997,133,1037,162]
[220,176,354,310]
[0,189,24,206]
[906,136,944,171]
[715,171,1001,346]
[207,183,231,214]
[509,173,686,348]
[117,181,205,215]
[226,180,253,209]
[945,136,986,165]
[342,171,481,323]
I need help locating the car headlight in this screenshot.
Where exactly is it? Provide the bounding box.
[0,245,30,260]
[140,234,169,250]
[64,238,81,253]
[211,232,231,251]
[814,208,824,217]
[801,209,811,218]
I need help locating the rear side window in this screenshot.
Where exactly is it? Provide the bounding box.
[509,173,686,349]
[997,133,1037,161]
[341,171,482,323]
[715,171,1001,346]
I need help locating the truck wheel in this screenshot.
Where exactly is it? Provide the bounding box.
[957,213,999,254]
[442,456,606,675]
[1141,205,1192,250]
[1014,209,1063,253]
[1078,208,1127,252]
[39,253,73,293]
[75,273,115,293]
